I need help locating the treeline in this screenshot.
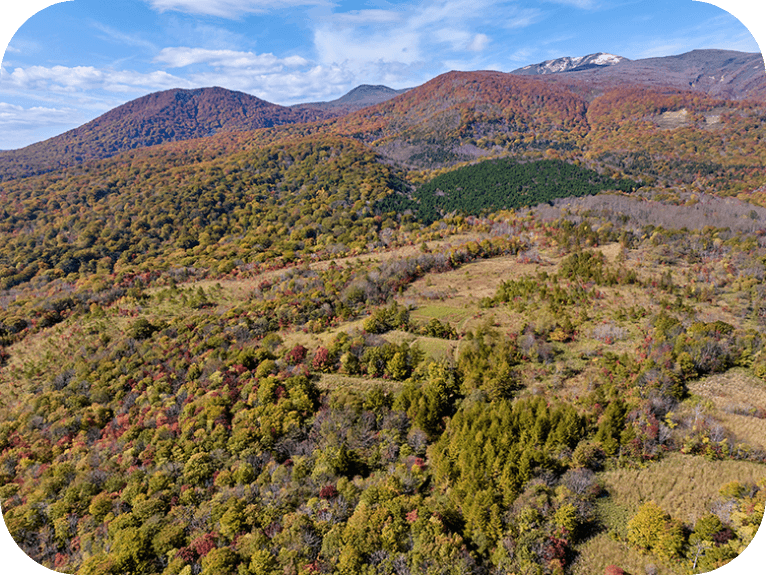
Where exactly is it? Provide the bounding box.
[378,158,640,223]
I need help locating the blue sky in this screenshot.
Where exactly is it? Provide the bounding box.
[0,0,762,150]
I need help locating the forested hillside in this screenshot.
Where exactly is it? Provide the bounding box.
[0,87,333,182]
[0,50,766,575]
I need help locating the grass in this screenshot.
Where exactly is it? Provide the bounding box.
[574,452,766,575]
[317,372,402,393]
[573,531,680,575]
[599,452,766,525]
[687,369,766,449]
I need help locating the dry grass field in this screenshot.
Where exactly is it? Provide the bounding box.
[573,531,679,575]
[688,370,766,450]
[572,453,766,575]
[598,453,766,526]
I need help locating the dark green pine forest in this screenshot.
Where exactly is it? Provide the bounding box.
[1,56,766,575]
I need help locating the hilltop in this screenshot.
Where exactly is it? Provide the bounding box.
[292,84,411,114]
[511,52,628,75]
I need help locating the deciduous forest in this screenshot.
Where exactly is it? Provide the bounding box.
[1,53,765,575]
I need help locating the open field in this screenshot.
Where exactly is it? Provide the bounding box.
[688,369,766,450]
[572,452,766,575]
[599,453,766,526]
[573,531,680,575]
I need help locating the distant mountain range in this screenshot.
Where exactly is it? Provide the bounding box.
[518,49,765,101]
[0,49,763,181]
[511,52,628,75]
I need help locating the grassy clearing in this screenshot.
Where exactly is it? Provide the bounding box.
[688,369,766,449]
[409,303,473,325]
[599,452,766,525]
[573,453,766,575]
[573,531,679,575]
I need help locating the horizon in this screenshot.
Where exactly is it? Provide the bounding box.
[0,1,763,151]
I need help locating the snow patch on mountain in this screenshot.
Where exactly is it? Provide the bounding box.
[512,52,628,75]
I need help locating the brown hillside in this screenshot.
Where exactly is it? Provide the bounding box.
[0,87,332,181]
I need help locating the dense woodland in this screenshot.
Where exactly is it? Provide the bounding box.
[377,158,639,223]
[1,62,766,575]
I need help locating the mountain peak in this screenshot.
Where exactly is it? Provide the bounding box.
[512,52,629,75]
[293,84,410,113]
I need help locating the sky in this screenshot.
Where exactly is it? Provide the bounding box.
[0,0,762,151]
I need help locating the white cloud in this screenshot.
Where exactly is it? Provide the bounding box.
[142,0,326,18]
[0,101,78,129]
[468,33,490,52]
[155,47,308,71]
[184,63,354,104]
[0,101,86,150]
[1,64,191,94]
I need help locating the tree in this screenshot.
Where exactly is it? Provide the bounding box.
[183,452,215,487]
[628,501,668,551]
[627,501,685,560]
[201,547,239,575]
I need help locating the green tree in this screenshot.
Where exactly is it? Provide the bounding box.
[627,501,686,560]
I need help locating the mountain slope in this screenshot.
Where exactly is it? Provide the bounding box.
[0,87,332,181]
[536,49,766,101]
[326,70,591,166]
[512,52,628,75]
[293,84,411,114]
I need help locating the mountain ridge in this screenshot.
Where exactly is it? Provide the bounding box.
[511,52,628,75]
[292,84,411,114]
[535,49,766,101]
[0,48,764,181]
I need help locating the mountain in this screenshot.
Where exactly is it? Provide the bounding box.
[0,87,333,181]
[512,52,628,75]
[293,84,411,114]
[1,49,764,182]
[532,49,766,101]
[0,84,411,182]
[327,70,591,166]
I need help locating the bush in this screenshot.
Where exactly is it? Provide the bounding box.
[129,318,159,340]
[627,501,685,560]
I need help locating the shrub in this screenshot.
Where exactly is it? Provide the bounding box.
[627,501,685,560]
[284,344,307,365]
[129,318,159,340]
[312,347,332,372]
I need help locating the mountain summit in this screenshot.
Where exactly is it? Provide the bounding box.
[512,52,628,75]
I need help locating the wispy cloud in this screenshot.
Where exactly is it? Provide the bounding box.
[90,22,157,52]
[544,0,599,8]
[625,14,760,59]
[0,101,79,130]
[311,0,539,80]
[142,0,328,18]
[155,47,308,70]
[1,64,191,94]
[0,101,87,150]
